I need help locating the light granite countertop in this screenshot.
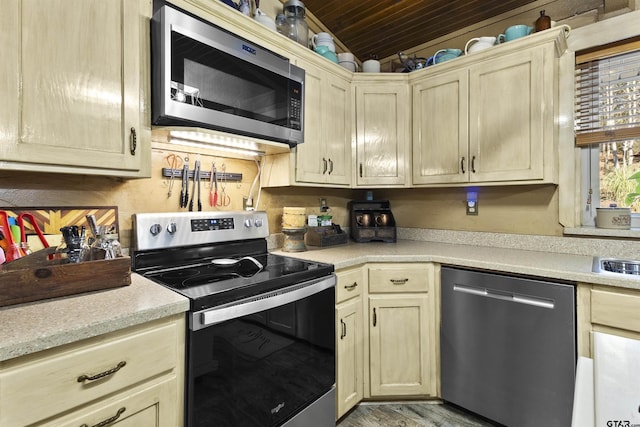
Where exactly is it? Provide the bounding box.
[271,239,640,291]
[3,237,637,363]
[0,273,189,362]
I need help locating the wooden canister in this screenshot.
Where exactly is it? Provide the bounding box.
[282,207,306,229]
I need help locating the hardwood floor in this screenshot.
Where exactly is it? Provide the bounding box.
[337,401,498,427]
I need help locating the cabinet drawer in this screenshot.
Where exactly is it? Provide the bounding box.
[39,376,176,427]
[336,267,364,303]
[0,321,178,427]
[369,264,432,293]
[592,289,640,333]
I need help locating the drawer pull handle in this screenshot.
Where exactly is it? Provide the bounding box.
[77,361,126,383]
[80,407,126,427]
[373,307,377,327]
[390,278,409,285]
[344,282,358,291]
[340,319,346,339]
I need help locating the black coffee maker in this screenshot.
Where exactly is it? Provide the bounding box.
[349,200,396,243]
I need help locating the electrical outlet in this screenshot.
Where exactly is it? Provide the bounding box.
[243,197,254,211]
[320,198,328,212]
[466,191,478,216]
[466,200,478,215]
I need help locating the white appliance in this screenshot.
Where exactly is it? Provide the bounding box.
[594,332,640,426]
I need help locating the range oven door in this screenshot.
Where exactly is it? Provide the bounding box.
[151,5,304,146]
[186,276,335,427]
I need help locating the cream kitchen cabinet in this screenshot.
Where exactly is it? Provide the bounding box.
[335,266,365,419]
[411,28,566,186]
[366,263,437,397]
[0,0,151,178]
[262,58,352,188]
[577,284,640,358]
[0,315,184,427]
[294,59,352,186]
[353,75,411,187]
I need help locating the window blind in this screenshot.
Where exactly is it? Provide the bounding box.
[575,40,640,147]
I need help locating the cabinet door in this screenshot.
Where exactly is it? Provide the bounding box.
[368,294,431,396]
[0,0,149,177]
[295,61,351,186]
[336,297,363,419]
[468,46,547,182]
[355,84,410,187]
[323,74,351,185]
[412,69,469,185]
[296,60,326,183]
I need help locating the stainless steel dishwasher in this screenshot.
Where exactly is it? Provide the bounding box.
[440,267,576,427]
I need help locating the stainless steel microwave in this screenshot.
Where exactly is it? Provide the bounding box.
[151,5,305,146]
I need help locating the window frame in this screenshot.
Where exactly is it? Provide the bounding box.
[561,10,640,234]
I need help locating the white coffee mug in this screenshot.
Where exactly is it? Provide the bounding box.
[338,61,357,72]
[362,59,380,73]
[337,52,354,62]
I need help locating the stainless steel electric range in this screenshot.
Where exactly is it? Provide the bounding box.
[131,211,336,427]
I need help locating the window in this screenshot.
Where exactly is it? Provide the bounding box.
[575,39,640,226]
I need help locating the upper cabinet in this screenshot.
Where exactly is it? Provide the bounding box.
[353,75,411,188]
[0,0,151,178]
[411,28,567,186]
[293,58,352,186]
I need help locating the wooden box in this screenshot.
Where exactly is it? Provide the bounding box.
[305,226,348,247]
[0,255,131,308]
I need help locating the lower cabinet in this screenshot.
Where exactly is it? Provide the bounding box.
[368,294,430,396]
[367,263,436,397]
[335,266,365,419]
[577,283,640,357]
[0,314,185,427]
[335,263,438,417]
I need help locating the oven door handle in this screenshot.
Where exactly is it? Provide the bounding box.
[195,275,336,330]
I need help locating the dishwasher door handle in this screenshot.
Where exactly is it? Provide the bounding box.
[453,284,555,309]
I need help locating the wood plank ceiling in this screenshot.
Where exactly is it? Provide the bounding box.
[302,0,540,60]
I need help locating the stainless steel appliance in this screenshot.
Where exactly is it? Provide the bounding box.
[131,211,335,427]
[151,5,305,146]
[440,267,576,427]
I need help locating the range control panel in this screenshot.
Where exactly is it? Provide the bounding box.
[191,217,235,232]
[133,211,269,251]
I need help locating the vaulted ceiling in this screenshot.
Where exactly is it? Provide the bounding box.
[302,0,544,60]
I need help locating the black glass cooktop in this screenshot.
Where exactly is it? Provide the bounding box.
[140,253,333,311]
